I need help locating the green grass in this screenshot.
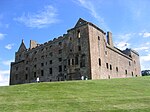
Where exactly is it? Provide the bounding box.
[0,76,150,112]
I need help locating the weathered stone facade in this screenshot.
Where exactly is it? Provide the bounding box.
[10,18,141,85]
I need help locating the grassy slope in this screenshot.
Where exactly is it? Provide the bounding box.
[0,77,150,112]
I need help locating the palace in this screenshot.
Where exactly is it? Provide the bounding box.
[10,18,141,85]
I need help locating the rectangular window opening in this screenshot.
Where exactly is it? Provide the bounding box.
[106,63,109,69]
[59,65,62,72]
[41,70,44,76]
[99,58,101,66]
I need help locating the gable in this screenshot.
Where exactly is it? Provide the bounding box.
[74,18,88,28]
[18,40,27,52]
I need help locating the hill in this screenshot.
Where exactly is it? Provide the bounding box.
[0,76,150,112]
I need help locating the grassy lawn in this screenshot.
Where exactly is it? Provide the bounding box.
[0,76,150,112]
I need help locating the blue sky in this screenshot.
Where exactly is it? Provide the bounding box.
[0,0,150,86]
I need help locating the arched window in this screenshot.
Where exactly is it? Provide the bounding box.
[77,30,80,38]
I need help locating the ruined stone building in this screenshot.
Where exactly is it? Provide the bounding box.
[10,18,141,85]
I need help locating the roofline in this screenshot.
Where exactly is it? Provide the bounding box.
[67,20,106,35]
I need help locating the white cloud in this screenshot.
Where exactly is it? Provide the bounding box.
[115,33,133,41]
[115,41,130,50]
[139,32,150,38]
[140,54,150,70]
[114,33,133,50]
[145,42,150,45]
[2,60,13,66]
[134,47,149,51]
[75,0,108,30]
[140,54,150,62]
[143,32,150,38]
[14,5,59,28]
[0,33,6,40]
[0,69,9,86]
[5,44,14,50]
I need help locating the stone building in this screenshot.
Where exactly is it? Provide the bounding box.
[10,18,141,85]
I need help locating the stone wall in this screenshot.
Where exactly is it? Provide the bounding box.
[10,18,141,85]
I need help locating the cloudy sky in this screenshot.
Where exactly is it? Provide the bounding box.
[0,0,150,86]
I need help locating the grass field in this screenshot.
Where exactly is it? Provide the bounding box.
[0,76,150,112]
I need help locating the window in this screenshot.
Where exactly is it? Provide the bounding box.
[132,72,134,76]
[99,58,101,66]
[59,58,62,62]
[50,60,52,64]
[98,36,100,40]
[68,59,70,65]
[41,70,44,76]
[77,30,80,38]
[72,59,74,65]
[26,54,29,58]
[49,45,52,48]
[58,49,62,54]
[70,37,72,41]
[34,65,36,68]
[106,63,109,69]
[49,52,53,57]
[78,46,81,51]
[26,67,28,70]
[49,68,52,74]
[15,74,18,80]
[75,56,78,65]
[34,51,37,54]
[116,67,118,72]
[105,51,107,55]
[41,63,44,67]
[110,64,112,70]
[34,58,37,61]
[16,67,18,71]
[41,48,44,51]
[80,54,85,67]
[78,38,80,43]
[41,55,44,59]
[25,74,28,80]
[34,72,36,77]
[129,61,131,66]
[59,42,62,46]
[134,60,136,64]
[26,61,28,64]
[125,70,127,75]
[64,65,67,71]
[59,65,62,72]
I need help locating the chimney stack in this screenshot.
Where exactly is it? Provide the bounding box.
[30,40,38,49]
[107,32,113,47]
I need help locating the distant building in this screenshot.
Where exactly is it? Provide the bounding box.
[10,18,141,85]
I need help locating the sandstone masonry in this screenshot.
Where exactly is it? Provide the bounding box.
[10,18,141,85]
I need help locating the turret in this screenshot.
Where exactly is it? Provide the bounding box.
[15,39,27,62]
[18,39,27,52]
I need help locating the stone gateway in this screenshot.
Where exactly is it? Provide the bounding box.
[10,18,141,85]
